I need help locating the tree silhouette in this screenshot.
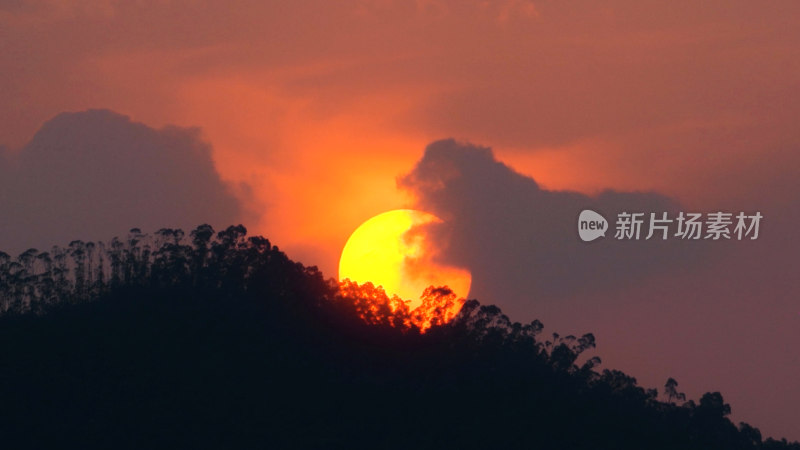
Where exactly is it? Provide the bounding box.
[0,224,797,449]
[664,377,687,404]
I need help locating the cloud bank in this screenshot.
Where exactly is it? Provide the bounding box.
[399,139,708,320]
[0,109,243,255]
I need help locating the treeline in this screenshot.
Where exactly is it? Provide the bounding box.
[0,225,327,314]
[0,225,797,449]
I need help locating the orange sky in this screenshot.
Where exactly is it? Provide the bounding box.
[3,2,798,266]
[2,1,800,439]
[3,1,799,278]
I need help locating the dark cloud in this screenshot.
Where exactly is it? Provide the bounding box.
[400,139,800,441]
[0,109,243,255]
[399,139,710,321]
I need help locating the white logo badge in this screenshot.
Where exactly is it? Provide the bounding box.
[578,209,608,242]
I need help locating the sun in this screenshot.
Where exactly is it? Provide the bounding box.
[338,209,471,309]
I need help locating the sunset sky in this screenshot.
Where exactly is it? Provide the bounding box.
[1,0,799,440]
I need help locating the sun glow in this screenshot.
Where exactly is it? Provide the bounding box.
[338,209,471,311]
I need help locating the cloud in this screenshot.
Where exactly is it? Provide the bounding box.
[399,138,800,441]
[0,109,243,255]
[398,139,709,320]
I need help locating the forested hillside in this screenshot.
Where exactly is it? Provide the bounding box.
[1,225,796,449]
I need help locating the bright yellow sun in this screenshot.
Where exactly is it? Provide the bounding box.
[338,209,471,309]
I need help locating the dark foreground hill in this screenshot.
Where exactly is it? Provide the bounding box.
[0,225,797,449]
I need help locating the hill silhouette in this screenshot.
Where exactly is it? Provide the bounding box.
[0,225,797,449]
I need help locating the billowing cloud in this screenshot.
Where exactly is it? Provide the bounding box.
[0,109,243,255]
[400,139,800,441]
[399,139,710,320]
